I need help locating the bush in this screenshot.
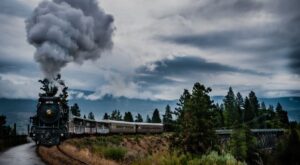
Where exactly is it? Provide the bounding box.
[198,151,246,165]
[103,147,126,161]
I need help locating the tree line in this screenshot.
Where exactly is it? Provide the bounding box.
[170,82,299,164]
[70,103,173,126]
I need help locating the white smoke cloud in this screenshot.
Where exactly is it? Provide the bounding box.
[26,0,114,78]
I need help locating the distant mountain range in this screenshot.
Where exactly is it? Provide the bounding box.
[0,95,299,134]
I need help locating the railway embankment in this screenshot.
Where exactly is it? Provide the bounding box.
[37,134,171,165]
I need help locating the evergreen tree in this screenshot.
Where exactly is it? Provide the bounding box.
[174,89,191,132]
[211,104,224,128]
[163,105,173,131]
[135,113,143,122]
[275,103,289,127]
[224,87,239,127]
[0,115,6,126]
[124,112,134,122]
[70,103,81,117]
[146,115,151,123]
[249,91,260,117]
[236,92,244,123]
[261,102,266,111]
[229,125,261,164]
[152,109,161,123]
[103,113,109,120]
[110,110,122,121]
[236,92,244,107]
[88,112,95,120]
[174,82,216,154]
[244,97,255,123]
[83,115,86,119]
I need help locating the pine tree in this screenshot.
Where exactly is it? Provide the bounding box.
[70,103,81,117]
[224,87,239,127]
[110,110,122,121]
[0,115,6,126]
[135,113,143,122]
[163,105,173,131]
[244,97,254,123]
[275,103,289,127]
[83,115,86,119]
[146,115,151,123]
[261,102,266,110]
[152,109,161,123]
[174,89,191,132]
[124,112,134,122]
[88,112,95,120]
[174,82,216,154]
[249,91,259,117]
[211,104,224,128]
[103,113,109,120]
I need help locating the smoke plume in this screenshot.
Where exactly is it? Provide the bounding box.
[26,0,114,78]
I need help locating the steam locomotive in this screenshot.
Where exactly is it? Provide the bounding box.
[29,96,69,145]
[29,77,163,146]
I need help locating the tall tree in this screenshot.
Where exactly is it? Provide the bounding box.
[110,110,122,121]
[249,91,260,117]
[124,112,134,122]
[146,115,151,123]
[88,112,95,120]
[70,103,81,117]
[174,89,191,132]
[261,102,266,111]
[163,105,173,131]
[174,82,216,154]
[152,109,161,123]
[135,113,143,122]
[103,113,109,120]
[275,103,289,127]
[224,87,239,127]
[211,104,224,128]
[244,97,255,123]
[0,115,6,127]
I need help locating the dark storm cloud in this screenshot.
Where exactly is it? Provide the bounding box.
[0,0,32,18]
[183,0,262,19]
[160,0,300,75]
[135,56,265,86]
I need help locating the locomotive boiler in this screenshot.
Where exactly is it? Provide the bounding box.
[29,77,69,145]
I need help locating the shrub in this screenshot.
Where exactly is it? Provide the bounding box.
[103,147,126,161]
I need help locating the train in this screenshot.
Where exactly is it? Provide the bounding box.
[29,96,163,146]
[29,77,163,145]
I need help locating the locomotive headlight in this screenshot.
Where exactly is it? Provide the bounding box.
[46,109,52,116]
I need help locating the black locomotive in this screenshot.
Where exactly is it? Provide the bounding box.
[29,76,69,145]
[28,75,164,146]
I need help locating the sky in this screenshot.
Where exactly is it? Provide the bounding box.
[0,0,299,100]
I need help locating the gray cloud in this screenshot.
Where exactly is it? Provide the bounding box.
[159,0,300,75]
[0,0,32,18]
[135,56,266,87]
[181,0,263,19]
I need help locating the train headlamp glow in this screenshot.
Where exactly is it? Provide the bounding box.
[46,109,52,116]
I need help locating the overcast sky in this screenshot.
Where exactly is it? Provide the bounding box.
[0,0,299,100]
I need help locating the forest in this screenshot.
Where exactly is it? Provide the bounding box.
[69,82,300,164]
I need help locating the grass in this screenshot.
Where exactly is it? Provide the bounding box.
[103,146,127,161]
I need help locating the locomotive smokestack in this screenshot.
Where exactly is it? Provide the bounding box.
[26,0,114,78]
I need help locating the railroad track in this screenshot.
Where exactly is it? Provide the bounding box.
[56,145,89,165]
